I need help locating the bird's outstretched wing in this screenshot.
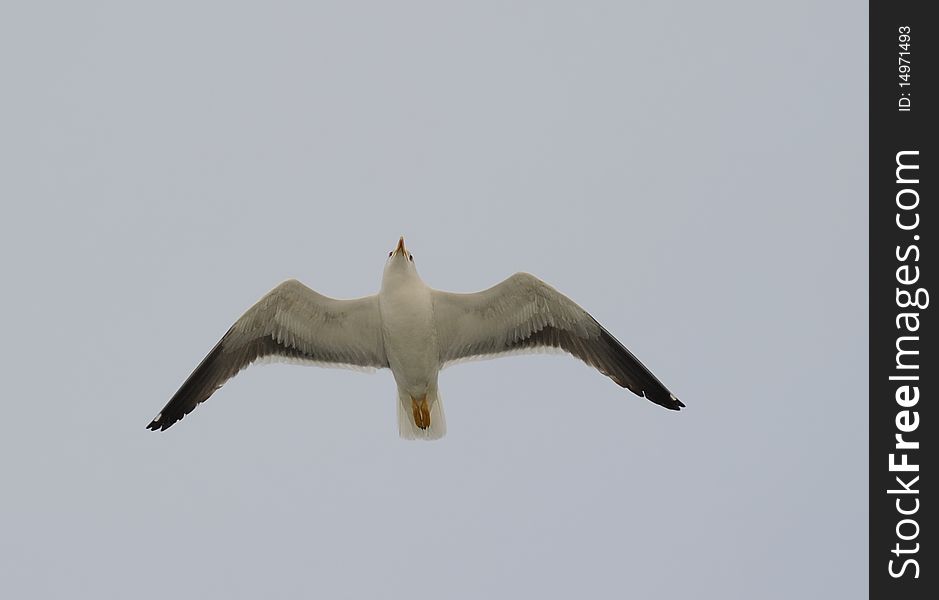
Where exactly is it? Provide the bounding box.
[432,273,683,410]
[148,279,387,431]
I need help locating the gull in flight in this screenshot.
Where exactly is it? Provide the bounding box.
[148,237,683,439]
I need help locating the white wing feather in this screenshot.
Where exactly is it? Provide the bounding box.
[431,273,683,410]
[148,279,386,430]
[433,273,595,364]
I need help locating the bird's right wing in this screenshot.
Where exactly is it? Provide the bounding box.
[432,273,682,410]
[148,279,387,431]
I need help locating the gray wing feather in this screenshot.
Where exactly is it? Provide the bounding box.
[432,273,683,410]
[148,279,386,430]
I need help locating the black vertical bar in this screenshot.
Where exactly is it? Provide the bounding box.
[870,2,934,597]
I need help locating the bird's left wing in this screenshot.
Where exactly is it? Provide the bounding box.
[432,273,683,410]
[148,279,386,431]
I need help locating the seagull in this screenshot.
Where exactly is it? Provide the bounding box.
[148,237,683,439]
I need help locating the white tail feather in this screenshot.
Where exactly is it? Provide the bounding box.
[397,388,446,441]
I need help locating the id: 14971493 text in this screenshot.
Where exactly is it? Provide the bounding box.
[898,26,911,112]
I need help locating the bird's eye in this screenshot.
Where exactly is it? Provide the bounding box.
[388,251,393,257]
[409,254,413,261]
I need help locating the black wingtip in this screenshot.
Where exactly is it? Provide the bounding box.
[146,412,166,431]
[593,324,684,412]
[647,390,685,411]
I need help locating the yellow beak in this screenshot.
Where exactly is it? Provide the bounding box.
[394,236,407,256]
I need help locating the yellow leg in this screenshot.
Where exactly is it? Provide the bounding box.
[411,395,431,429]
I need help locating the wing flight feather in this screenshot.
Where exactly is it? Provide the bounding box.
[432,273,683,410]
[148,279,386,431]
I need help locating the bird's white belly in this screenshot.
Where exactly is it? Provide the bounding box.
[379,286,439,396]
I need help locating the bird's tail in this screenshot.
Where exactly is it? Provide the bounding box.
[397,387,446,441]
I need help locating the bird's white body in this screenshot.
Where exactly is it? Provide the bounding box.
[148,237,682,439]
[379,257,447,438]
[379,260,438,398]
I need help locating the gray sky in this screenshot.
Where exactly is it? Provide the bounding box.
[0,1,867,598]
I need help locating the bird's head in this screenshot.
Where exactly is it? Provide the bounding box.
[383,236,418,280]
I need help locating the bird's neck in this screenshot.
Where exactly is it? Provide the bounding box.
[381,266,424,295]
